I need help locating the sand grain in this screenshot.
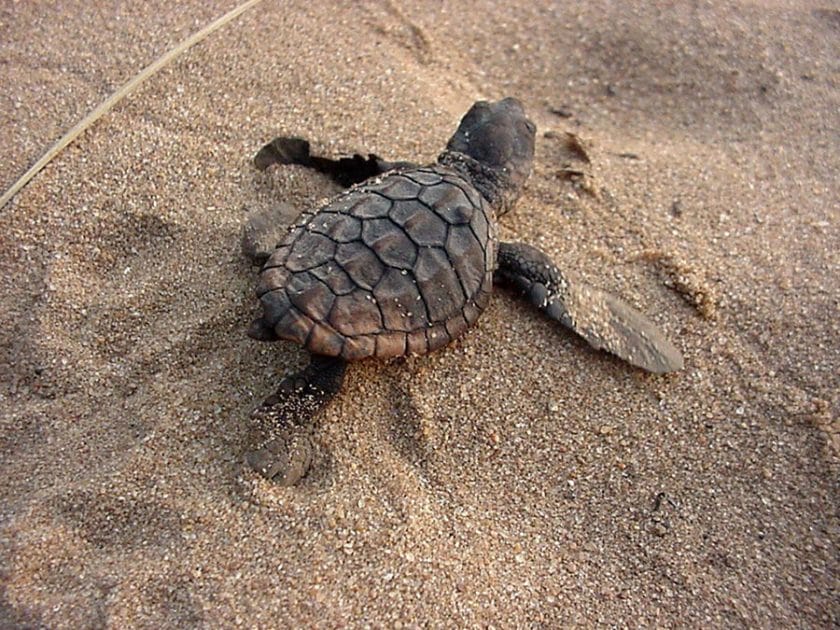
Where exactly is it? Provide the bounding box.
[1,1,837,627]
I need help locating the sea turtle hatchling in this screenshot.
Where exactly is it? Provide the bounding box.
[242,97,683,485]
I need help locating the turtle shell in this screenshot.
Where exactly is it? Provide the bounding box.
[255,166,496,360]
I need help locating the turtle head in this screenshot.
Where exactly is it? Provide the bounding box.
[444,97,536,214]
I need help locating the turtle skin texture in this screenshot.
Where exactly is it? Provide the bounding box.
[255,165,496,361]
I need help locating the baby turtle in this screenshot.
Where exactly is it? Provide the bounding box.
[243,98,683,484]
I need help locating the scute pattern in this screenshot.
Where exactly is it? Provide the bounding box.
[256,165,496,359]
[311,213,362,242]
[446,225,485,298]
[391,201,447,246]
[373,268,427,331]
[419,184,474,224]
[328,290,384,336]
[288,232,337,272]
[414,247,465,322]
[346,192,392,219]
[335,241,385,290]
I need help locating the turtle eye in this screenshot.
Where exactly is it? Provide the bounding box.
[524,120,536,134]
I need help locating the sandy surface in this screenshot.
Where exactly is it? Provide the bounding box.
[1,1,838,627]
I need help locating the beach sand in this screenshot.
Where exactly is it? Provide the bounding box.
[1,1,837,626]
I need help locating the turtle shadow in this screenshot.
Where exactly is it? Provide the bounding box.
[2,254,55,399]
[0,592,45,630]
[365,1,434,66]
[54,489,183,551]
[381,364,434,479]
[302,433,337,488]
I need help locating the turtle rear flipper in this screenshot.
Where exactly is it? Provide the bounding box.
[495,242,684,374]
[254,136,415,187]
[246,354,347,484]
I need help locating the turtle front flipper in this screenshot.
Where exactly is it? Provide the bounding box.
[246,354,347,484]
[495,242,684,374]
[254,136,416,187]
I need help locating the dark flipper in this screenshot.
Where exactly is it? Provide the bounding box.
[246,354,347,484]
[254,136,416,187]
[495,242,684,374]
